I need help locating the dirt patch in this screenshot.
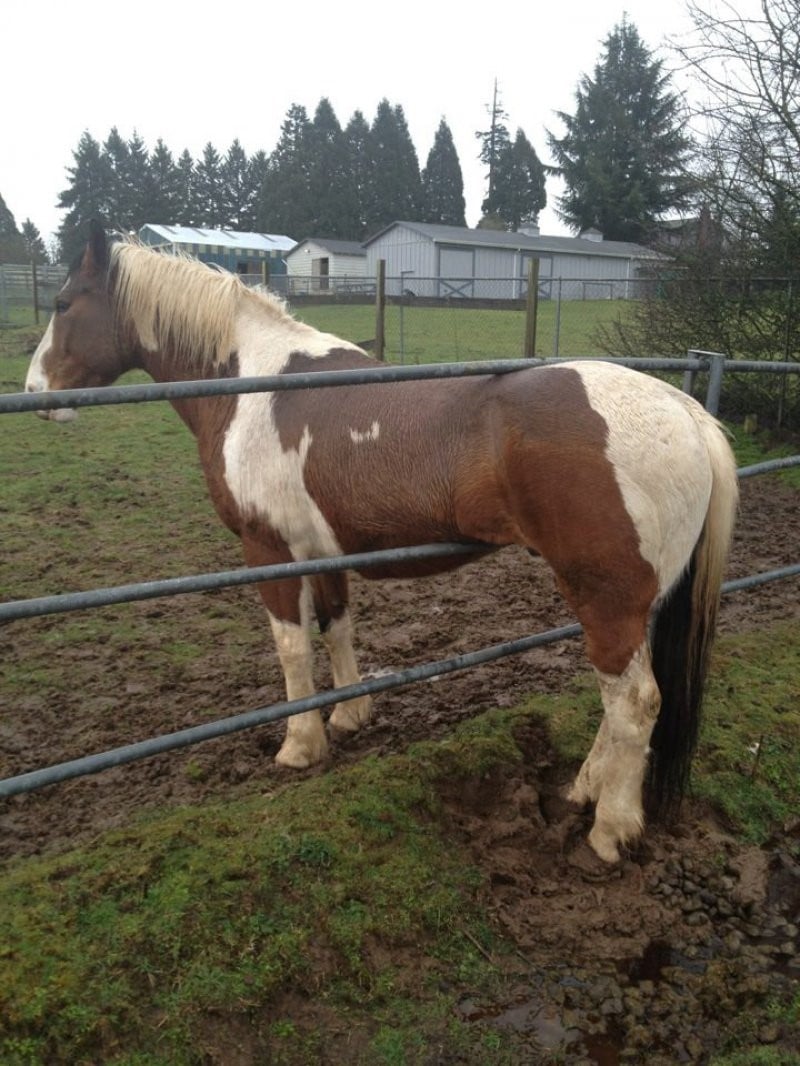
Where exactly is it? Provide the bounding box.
[1,472,799,1062]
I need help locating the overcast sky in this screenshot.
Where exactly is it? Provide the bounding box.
[3,0,732,247]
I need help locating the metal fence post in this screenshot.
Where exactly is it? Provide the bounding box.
[704,352,726,415]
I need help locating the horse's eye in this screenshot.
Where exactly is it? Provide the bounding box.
[55,299,70,314]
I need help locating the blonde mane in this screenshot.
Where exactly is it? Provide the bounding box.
[110,239,293,368]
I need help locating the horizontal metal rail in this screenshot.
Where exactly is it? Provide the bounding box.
[736,455,800,478]
[0,544,482,623]
[5,353,800,418]
[2,459,798,625]
[1,356,708,415]
[2,564,798,799]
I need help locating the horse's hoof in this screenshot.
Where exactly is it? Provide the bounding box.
[569,839,623,881]
[587,825,624,866]
[329,697,372,733]
[275,735,328,769]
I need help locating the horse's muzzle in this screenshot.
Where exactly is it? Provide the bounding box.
[37,408,78,422]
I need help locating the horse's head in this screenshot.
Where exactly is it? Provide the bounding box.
[25,221,124,421]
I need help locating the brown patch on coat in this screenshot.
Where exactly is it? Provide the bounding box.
[272,356,657,672]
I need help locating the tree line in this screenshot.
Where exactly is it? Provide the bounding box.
[2,18,699,266]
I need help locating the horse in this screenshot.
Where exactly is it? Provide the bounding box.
[25,222,738,864]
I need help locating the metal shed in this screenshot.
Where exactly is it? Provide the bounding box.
[362,221,663,301]
[138,224,296,278]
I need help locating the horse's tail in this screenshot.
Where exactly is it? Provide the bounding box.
[647,412,739,819]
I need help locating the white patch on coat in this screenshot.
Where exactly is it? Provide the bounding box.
[349,421,380,444]
[223,308,360,559]
[568,362,713,596]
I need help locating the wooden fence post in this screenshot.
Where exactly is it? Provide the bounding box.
[32,261,40,325]
[375,259,386,361]
[523,258,539,358]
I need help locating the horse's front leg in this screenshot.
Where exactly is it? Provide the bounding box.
[243,535,328,767]
[311,573,372,733]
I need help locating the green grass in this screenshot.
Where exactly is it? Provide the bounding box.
[294,297,633,361]
[0,720,521,1064]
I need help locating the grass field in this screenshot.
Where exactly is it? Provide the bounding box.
[293,297,632,361]
[1,330,799,1064]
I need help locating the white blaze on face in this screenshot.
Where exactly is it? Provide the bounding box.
[25,317,54,393]
[24,319,77,422]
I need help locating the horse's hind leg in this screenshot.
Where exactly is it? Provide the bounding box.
[557,573,660,863]
[311,573,372,733]
[572,642,661,863]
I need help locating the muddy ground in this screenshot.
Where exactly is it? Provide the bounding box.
[1,474,799,1063]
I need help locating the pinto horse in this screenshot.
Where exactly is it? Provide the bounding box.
[25,222,738,863]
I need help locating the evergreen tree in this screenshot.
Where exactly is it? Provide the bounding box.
[343,109,373,236]
[364,100,422,234]
[476,79,511,219]
[21,219,49,264]
[57,131,113,263]
[174,149,198,225]
[307,98,360,237]
[242,150,268,231]
[125,130,152,229]
[221,138,251,229]
[102,127,132,228]
[195,142,226,228]
[491,129,546,231]
[547,18,693,242]
[420,118,466,226]
[0,192,27,263]
[257,104,312,238]
[147,139,182,224]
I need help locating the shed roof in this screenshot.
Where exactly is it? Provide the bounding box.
[287,237,366,258]
[363,221,660,260]
[140,224,296,253]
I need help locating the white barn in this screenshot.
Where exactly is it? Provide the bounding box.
[362,221,663,301]
[285,237,367,294]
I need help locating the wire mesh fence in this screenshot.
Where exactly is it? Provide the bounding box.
[0,263,67,327]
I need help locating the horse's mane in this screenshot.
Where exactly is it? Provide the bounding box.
[109,239,294,368]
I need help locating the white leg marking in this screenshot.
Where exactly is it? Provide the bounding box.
[575,644,661,864]
[269,602,328,769]
[324,612,372,732]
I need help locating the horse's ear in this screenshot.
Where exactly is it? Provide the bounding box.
[79,219,109,277]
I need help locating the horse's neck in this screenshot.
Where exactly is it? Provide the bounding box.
[134,343,231,440]
[134,344,213,385]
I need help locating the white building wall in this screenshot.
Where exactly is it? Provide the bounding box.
[286,241,366,279]
[364,225,438,296]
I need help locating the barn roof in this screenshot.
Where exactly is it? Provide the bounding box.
[287,237,366,257]
[140,224,296,253]
[362,221,661,260]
